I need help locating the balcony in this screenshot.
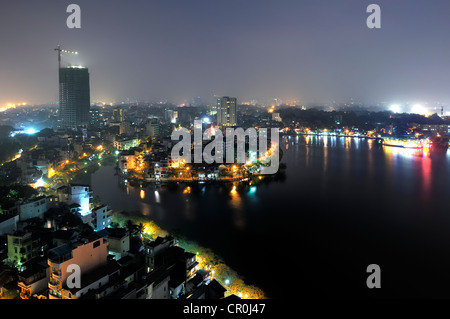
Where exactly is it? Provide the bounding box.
[51,270,62,280]
[48,244,73,264]
[48,283,58,291]
[49,277,60,285]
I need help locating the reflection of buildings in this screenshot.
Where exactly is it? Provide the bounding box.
[118,175,129,189]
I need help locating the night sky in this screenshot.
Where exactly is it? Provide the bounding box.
[1,0,450,109]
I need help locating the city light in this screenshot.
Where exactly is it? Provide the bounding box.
[48,168,55,178]
[31,178,45,188]
[411,104,426,115]
[183,186,191,194]
[3,3,449,303]
[202,117,211,124]
[0,102,28,112]
[390,104,401,113]
[25,128,37,135]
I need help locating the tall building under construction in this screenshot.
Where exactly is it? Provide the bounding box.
[59,66,90,129]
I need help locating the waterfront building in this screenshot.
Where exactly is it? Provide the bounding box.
[118,150,137,174]
[114,137,139,151]
[98,227,129,260]
[91,205,113,231]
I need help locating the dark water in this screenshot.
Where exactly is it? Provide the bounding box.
[84,135,450,299]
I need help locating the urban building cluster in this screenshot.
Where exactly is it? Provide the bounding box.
[0,64,243,299]
[0,180,228,299]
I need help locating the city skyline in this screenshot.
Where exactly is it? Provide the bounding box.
[2,1,450,109]
[3,1,450,304]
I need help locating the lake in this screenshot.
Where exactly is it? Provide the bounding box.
[80,135,450,299]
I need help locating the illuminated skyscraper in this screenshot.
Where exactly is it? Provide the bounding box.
[217,96,237,127]
[59,66,90,129]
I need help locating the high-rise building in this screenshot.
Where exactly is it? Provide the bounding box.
[146,118,160,138]
[59,66,90,129]
[217,96,237,127]
[112,107,124,123]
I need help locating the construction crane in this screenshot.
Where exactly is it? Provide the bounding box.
[54,44,78,69]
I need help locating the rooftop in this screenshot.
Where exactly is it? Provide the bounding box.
[48,243,72,263]
[66,261,121,294]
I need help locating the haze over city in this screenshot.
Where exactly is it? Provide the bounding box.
[4,0,450,308]
[2,0,450,111]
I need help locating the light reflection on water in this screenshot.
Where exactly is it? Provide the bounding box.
[88,135,450,298]
[91,136,450,222]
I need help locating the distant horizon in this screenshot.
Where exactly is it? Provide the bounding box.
[2,99,449,118]
[2,1,450,111]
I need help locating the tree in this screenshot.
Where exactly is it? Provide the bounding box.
[135,222,145,237]
[126,219,135,236]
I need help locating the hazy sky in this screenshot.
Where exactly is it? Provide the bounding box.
[1,0,450,109]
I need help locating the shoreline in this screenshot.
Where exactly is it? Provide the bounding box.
[112,211,267,299]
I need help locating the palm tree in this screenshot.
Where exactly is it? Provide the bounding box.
[126,219,135,237]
